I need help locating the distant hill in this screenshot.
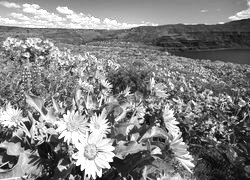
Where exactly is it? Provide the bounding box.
[1,18,250,51]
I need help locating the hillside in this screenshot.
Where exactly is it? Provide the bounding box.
[0,18,250,51]
[1,36,250,180]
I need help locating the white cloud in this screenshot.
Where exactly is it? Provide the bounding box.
[64,13,101,29]
[56,6,74,15]
[67,23,83,29]
[229,0,250,20]
[141,21,158,26]
[66,13,101,26]
[38,13,65,22]
[22,3,65,23]
[0,16,18,24]
[23,3,40,12]
[183,22,198,25]
[10,12,30,21]
[103,18,119,27]
[0,3,157,29]
[151,23,159,26]
[23,3,48,15]
[103,18,156,29]
[201,9,208,13]
[0,1,20,8]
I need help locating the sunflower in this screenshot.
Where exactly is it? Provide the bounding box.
[89,109,110,137]
[163,105,180,135]
[57,110,89,145]
[0,103,24,128]
[72,133,115,179]
[170,132,194,173]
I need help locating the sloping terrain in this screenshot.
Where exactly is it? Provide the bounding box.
[0,18,250,51]
[1,37,250,179]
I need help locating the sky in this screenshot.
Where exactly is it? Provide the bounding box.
[0,0,250,29]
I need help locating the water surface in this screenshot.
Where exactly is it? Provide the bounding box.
[171,49,250,65]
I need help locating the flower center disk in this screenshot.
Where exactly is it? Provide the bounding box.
[67,121,79,132]
[84,144,97,160]
[94,122,101,129]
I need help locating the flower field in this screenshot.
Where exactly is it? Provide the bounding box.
[0,37,250,180]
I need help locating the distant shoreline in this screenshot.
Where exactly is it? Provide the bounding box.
[169,48,250,65]
[168,47,250,53]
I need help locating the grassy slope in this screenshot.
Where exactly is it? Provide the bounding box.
[75,41,250,179]
[62,41,250,96]
[69,41,250,179]
[1,37,250,179]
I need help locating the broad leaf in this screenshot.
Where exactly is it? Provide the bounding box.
[25,93,46,116]
[113,152,154,177]
[0,141,21,156]
[25,93,56,124]
[114,141,147,159]
[126,116,140,135]
[112,122,127,141]
[138,126,170,143]
[53,157,74,179]
[0,142,42,179]
[52,96,64,114]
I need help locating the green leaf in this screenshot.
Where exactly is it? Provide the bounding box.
[25,93,46,116]
[114,141,147,159]
[114,102,131,122]
[0,141,22,156]
[126,116,140,135]
[75,88,82,105]
[52,96,64,114]
[85,94,96,110]
[143,158,176,179]
[113,152,153,177]
[25,93,56,124]
[52,157,74,180]
[0,142,42,179]
[111,123,126,141]
[138,126,170,143]
[46,128,57,135]
[19,121,31,138]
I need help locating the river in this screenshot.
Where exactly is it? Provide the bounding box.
[171,49,250,65]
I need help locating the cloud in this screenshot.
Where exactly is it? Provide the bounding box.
[67,23,83,29]
[183,23,199,25]
[56,6,74,14]
[10,12,30,21]
[1,14,52,28]
[200,9,208,13]
[23,3,48,15]
[103,18,137,29]
[0,3,157,29]
[103,18,120,28]
[0,1,20,8]
[228,0,250,20]
[103,18,158,29]
[0,16,18,24]
[66,13,101,28]
[23,3,65,22]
